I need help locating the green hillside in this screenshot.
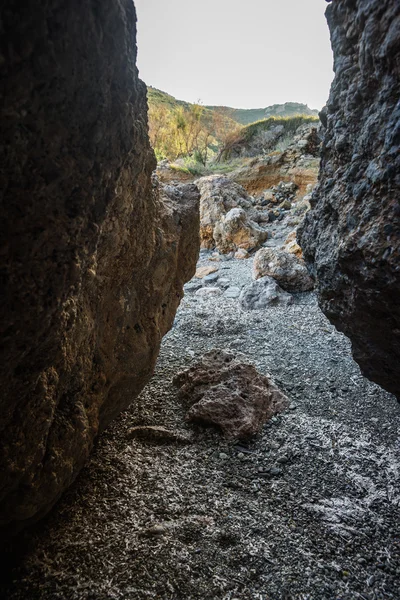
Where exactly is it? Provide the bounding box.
[147,87,318,127]
[206,102,319,125]
[146,87,319,163]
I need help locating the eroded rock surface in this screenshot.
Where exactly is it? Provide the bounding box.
[173,349,288,439]
[253,248,315,292]
[240,277,293,310]
[197,175,268,252]
[0,1,199,534]
[231,124,321,197]
[299,0,400,399]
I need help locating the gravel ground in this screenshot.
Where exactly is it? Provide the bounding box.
[2,250,400,600]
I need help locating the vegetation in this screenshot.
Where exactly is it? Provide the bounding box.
[147,87,240,164]
[206,102,319,125]
[147,87,319,168]
[217,115,319,162]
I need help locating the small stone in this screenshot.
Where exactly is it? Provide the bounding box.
[269,466,282,476]
[277,455,289,464]
[141,524,166,537]
[219,452,229,460]
[237,452,245,459]
[234,248,249,260]
[195,265,219,279]
[218,277,230,288]
[225,286,241,299]
[184,281,203,293]
[127,426,192,445]
[204,272,219,284]
[195,287,223,297]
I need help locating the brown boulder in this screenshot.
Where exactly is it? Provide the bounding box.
[197,175,267,252]
[173,349,288,439]
[0,1,199,535]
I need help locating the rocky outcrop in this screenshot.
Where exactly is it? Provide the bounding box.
[197,175,268,252]
[253,248,315,292]
[174,349,288,439]
[230,124,321,197]
[299,0,400,399]
[0,1,200,535]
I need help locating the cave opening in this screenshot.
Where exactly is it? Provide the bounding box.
[1,1,400,598]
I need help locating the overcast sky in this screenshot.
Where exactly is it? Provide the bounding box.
[134,0,333,110]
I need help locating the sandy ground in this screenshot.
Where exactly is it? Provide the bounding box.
[2,251,400,600]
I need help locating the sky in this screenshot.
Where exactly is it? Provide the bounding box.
[134,0,334,111]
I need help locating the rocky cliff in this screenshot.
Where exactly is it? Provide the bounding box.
[0,1,199,535]
[299,0,400,398]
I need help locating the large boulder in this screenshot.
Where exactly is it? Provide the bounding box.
[253,248,315,292]
[0,1,199,535]
[173,349,288,439]
[240,277,294,310]
[197,175,267,252]
[299,0,400,399]
[213,207,268,253]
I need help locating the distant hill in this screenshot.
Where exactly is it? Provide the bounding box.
[146,86,319,162]
[147,87,318,127]
[206,102,319,125]
[147,86,191,111]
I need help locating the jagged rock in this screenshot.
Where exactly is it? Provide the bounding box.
[298,0,400,399]
[197,175,267,252]
[0,2,199,535]
[229,124,321,197]
[283,231,303,259]
[213,207,267,253]
[253,248,314,292]
[173,349,288,439]
[240,277,294,309]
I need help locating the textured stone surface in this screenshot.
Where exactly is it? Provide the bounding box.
[231,124,321,197]
[299,0,400,399]
[283,231,303,258]
[213,207,268,254]
[253,248,315,292]
[240,277,294,310]
[173,349,288,439]
[197,175,267,252]
[0,1,199,534]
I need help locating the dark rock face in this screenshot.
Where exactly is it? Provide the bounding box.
[0,1,199,534]
[299,0,400,399]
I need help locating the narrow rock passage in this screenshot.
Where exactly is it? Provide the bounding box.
[3,254,400,600]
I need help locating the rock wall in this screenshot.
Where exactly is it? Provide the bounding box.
[0,1,199,535]
[299,0,400,398]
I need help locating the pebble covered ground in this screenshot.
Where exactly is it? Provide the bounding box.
[2,251,400,600]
